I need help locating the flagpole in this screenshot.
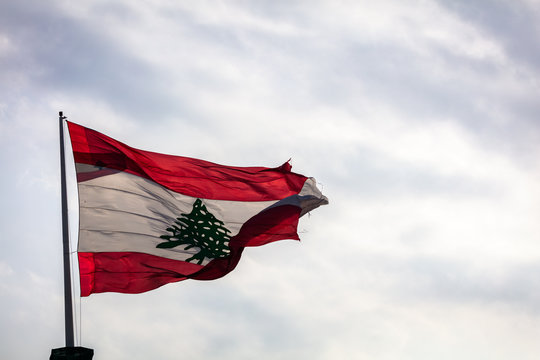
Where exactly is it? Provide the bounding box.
[59,111,75,348]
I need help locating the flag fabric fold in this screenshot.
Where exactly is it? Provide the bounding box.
[67,121,328,296]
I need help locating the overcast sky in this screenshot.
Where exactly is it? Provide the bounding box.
[1,0,540,359]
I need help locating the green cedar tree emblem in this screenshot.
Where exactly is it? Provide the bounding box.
[157,199,232,265]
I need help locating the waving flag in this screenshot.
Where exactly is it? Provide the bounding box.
[67,122,328,296]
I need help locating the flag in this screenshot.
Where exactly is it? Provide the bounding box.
[67,121,328,296]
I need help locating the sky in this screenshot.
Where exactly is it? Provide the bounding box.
[1,0,540,359]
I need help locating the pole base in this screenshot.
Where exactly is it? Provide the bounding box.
[50,347,94,360]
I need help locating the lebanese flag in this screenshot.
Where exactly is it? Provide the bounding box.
[67,121,328,296]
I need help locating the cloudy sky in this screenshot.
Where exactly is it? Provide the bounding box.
[1,0,540,359]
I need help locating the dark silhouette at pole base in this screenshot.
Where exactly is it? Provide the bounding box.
[50,346,94,360]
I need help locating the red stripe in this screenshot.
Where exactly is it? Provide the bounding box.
[67,121,307,201]
[78,252,203,296]
[78,205,302,296]
[232,205,301,247]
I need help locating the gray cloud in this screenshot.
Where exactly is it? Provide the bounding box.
[381,255,540,313]
[438,0,540,70]
[0,0,188,120]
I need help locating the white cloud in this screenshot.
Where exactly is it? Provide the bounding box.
[0,33,13,54]
[0,261,13,278]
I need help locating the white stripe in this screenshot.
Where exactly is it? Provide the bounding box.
[77,166,276,263]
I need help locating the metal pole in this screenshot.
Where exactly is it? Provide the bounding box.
[59,111,75,347]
